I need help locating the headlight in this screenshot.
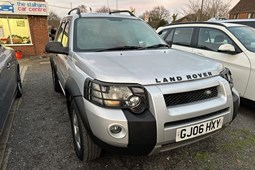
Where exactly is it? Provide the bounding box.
[84,79,148,114]
[220,68,234,89]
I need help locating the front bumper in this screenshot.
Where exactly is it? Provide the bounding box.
[78,77,239,155]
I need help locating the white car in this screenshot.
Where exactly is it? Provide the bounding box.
[157,22,255,105]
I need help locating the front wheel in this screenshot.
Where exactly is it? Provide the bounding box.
[51,68,62,93]
[69,101,102,161]
[16,72,22,98]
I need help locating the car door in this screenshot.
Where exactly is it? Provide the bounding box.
[54,20,70,87]
[192,27,250,97]
[163,27,194,53]
[0,45,16,133]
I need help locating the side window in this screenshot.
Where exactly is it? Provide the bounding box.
[165,29,174,42]
[62,21,70,47]
[172,28,193,46]
[56,22,65,43]
[158,29,169,39]
[55,21,69,47]
[198,28,234,51]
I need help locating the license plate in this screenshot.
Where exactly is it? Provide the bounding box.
[176,117,224,142]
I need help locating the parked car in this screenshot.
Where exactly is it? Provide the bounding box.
[157,22,255,105]
[0,44,22,135]
[213,18,255,28]
[45,9,239,161]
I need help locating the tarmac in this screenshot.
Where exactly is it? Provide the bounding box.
[0,56,43,169]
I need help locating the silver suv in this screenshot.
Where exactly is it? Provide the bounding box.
[45,9,239,161]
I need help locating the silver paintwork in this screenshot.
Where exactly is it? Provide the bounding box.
[75,49,223,85]
[51,13,239,152]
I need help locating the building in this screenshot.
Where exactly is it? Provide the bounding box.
[174,14,198,23]
[229,0,255,19]
[0,0,49,57]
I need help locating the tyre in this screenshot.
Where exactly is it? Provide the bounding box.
[51,68,62,93]
[69,101,102,161]
[16,72,23,98]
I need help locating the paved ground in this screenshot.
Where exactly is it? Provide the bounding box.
[1,56,255,170]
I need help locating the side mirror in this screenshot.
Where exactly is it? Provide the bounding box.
[45,42,68,55]
[218,44,236,54]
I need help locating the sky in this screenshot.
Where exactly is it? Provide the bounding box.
[46,0,240,19]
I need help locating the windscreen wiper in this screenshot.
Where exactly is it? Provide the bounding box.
[96,46,142,52]
[141,44,170,49]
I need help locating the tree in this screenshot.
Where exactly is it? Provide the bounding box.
[172,14,178,23]
[130,6,136,15]
[149,6,170,21]
[96,6,110,13]
[79,5,92,13]
[184,0,231,21]
[47,11,61,28]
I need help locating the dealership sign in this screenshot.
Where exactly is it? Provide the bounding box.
[0,1,49,15]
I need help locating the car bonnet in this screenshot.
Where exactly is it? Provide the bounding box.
[74,49,224,85]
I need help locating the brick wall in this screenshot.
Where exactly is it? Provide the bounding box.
[11,16,49,57]
[229,13,254,19]
[10,0,49,57]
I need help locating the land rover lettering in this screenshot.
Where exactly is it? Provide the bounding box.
[155,72,213,83]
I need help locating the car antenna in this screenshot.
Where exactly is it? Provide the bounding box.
[68,7,81,18]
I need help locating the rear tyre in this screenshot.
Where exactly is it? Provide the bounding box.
[69,101,102,161]
[51,68,62,93]
[16,72,22,98]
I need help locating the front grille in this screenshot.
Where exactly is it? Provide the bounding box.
[164,86,218,107]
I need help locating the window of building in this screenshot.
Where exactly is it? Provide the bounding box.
[248,13,254,19]
[0,16,32,45]
[233,14,239,19]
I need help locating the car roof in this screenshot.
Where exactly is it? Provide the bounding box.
[218,18,255,23]
[65,9,138,20]
[158,21,246,30]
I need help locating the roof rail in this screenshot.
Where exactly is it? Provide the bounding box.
[167,21,227,28]
[109,10,135,17]
[68,7,81,18]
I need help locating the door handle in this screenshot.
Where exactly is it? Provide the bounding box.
[6,63,11,69]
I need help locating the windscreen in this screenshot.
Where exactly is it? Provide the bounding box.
[228,26,255,52]
[74,17,166,51]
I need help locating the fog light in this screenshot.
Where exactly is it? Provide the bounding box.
[110,125,122,134]
[108,124,126,139]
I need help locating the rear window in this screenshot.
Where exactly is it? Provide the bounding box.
[229,21,255,28]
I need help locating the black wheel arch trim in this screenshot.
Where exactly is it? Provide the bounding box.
[71,95,157,155]
[232,91,240,121]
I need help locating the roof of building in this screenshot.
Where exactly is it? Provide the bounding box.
[229,0,255,14]
[174,14,197,23]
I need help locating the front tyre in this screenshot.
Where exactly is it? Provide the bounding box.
[16,72,22,98]
[69,101,101,161]
[51,68,62,93]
